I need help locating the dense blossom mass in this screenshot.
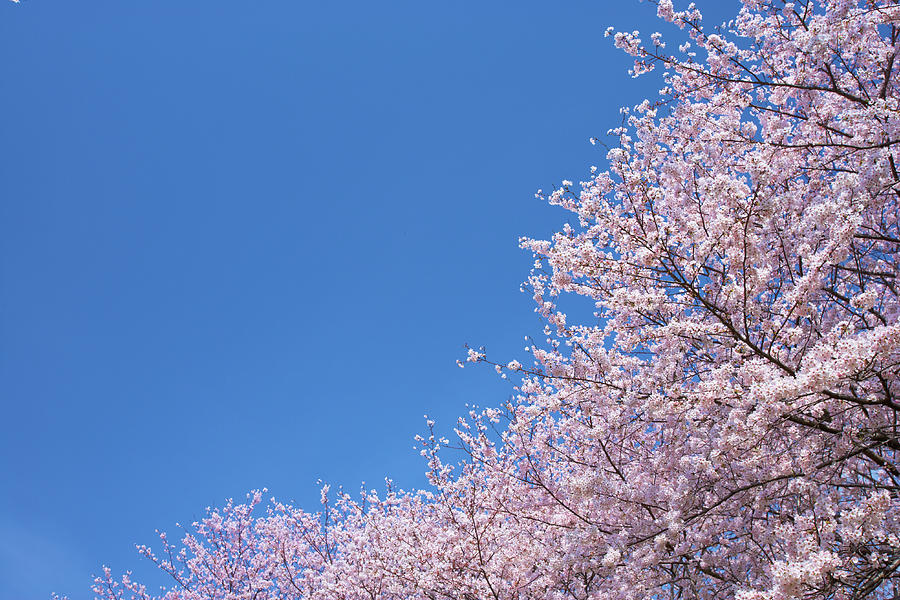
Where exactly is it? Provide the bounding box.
[91,1,900,599]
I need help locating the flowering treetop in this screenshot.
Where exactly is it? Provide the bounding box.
[91,1,900,599]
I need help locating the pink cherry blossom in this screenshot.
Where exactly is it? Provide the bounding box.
[90,1,900,599]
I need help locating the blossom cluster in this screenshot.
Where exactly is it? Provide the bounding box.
[92,1,900,599]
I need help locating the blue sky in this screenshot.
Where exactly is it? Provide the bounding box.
[0,1,738,598]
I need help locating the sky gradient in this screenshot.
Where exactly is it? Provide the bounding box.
[0,1,738,597]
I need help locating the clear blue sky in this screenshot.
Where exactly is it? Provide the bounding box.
[0,1,737,598]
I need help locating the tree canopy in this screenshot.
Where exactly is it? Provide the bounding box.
[93,1,900,599]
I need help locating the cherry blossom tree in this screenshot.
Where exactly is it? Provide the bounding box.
[92,1,900,598]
